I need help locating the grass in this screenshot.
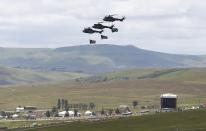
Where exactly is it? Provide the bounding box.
[0,77,205,110]
[102,68,206,84]
[25,110,206,131]
[0,67,89,85]
[1,68,206,129]
[0,120,58,129]
[1,68,206,110]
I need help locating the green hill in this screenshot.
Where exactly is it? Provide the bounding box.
[0,45,206,73]
[0,67,88,85]
[102,68,206,84]
[26,110,206,131]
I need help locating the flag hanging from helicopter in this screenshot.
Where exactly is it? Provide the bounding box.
[101,35,108,40]
[82,14,125,44]
[89,39,96,44]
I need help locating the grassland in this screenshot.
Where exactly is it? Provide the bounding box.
[0,120,59,129]
[103,68,206,84]
[0,68,206,110]
[25,110,206,131]
[0,67,88,85]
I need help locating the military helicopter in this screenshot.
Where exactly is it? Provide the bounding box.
[83,14,125,44]
[83,27,103,34]
[103,14,125,22]
[92,22,114,30]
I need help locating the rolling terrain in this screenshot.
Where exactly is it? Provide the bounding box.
[0,45,206,73]
[102,68,206,84]
[0,67,88,86]
[0,45,206,110]
[1,68,206,110]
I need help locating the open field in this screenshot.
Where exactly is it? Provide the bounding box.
[103,68,206,84]
[0,120,59,129]
[26,110,206,131]
[1,68,206,110]
[0,67,88,86]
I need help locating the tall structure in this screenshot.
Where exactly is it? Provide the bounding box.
[160,93,177,110]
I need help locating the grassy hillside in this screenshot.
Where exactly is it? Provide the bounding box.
[0,45,206,73]
[102,68,206,84]
[0,67,88,85]
[26,110,206,131]
[1,68,206,110]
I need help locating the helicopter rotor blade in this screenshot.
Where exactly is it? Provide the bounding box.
[110,14,118,16]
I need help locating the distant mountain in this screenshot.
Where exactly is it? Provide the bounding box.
[0,44,206,74]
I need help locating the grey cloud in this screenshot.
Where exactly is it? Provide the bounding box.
[0,0,206,54]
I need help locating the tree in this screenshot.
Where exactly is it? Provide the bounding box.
[108,109,113,116]
[89,102,95,109]
[65,111,69,117]
[101,108,105,115]
[103,77,108,82]
[74,109,78,117]
[115,108,120,114]
[133,100,138,108]
[92,112,96,116]
[61,99,65,109]
[45,111,50,117]
[65,107,69,112]
[51,106,58,116]
[0,111,6,117]
[65,100,69,111]
[82,104,88,110]
[141,106,146,109]
[6,112,12,119]
[52,106,57,113]
[57,99,61,109]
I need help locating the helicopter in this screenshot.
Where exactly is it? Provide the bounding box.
[83,27,103,34]
[103,15,125,22]
[83,14,125,44]
[92,22,114,30]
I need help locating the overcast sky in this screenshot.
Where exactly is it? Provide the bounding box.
[0,0,206,54]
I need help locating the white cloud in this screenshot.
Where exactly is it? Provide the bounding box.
[0,0,205,54]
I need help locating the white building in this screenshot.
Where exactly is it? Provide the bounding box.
[58,111,67,117]
[58,111,79,117]
[84,110,92,116]
[68,111,74,117]
[12,114,19,119]
[16,107,24,112]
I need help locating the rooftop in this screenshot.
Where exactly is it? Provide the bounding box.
[160,93,177,98]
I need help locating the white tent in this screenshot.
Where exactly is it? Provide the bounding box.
[68,111,74,116]
[16,107,24,112]
[58,111,67,117]
[12,114,19,118]
[58,111,81,117]
[84,110,92,116]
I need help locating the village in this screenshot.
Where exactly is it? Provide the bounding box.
[0,93,203,130]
